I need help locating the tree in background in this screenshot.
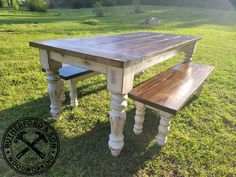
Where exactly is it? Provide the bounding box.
[229,0,236,9]
[102,0,115,6]
[133,0,141,13]
[12,0,19,10]
[0,0,20,10]
[0,0,3,7]
[26,0,47,12]
[7,0,12,7]
[2,0,234,10]
[140,0,234,10]
[93,1,105,17]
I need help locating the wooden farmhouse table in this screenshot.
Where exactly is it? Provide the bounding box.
[30,32,201,156]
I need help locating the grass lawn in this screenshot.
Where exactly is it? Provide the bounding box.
[0,5,236,177]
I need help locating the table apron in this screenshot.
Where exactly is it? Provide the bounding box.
[40,43,191,94]
[48,51,107,74]
[133,48,185,75]
[44,46,186,75]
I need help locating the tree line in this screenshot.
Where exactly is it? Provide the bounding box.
[144,0,235,9]
[48,0,132,8]
[1,0,235,10]
[48,0,234,9]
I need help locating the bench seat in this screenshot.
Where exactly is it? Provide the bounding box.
[129,62,214,114]
[129,62,214,146]
[42,64,94,80]
[58,64,94,80]
[42,64,98,107]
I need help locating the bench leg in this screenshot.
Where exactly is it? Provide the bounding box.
[133,101,146,135]
[196,85,203,97]
[157,111,172,146]
[108,93,128,156]
[60,80,66,102]
[183,42,196,63]
[66,79,78,107]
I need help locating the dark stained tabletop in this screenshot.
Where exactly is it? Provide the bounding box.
[30,32,201,67]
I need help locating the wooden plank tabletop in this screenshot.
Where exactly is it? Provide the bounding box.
[30,32,201,67]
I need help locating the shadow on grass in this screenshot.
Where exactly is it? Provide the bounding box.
[64,77,107,100]
[0,17,82,25]
[53,108,162,177]
[0,80,162,177]
[174,20,209,28]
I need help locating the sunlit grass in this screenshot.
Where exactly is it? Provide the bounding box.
[0,6,236,177]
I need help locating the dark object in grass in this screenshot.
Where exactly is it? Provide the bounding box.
[0,29,16,33]
[143,17,160,26]
[82,18,100,26]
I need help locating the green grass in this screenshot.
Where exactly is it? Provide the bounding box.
[0,5,236,177]
[82,18,101,26]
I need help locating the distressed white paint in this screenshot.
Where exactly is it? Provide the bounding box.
[133,101,146,135]
[46,71,62,119]
[196,85,203,97]
[66,79,78,107]
[60,80,66,102]
[40,49,62,119]
[156,111,172,146]
[50,52,107,74]
[133,104,173,146]
[183,42,196,63]
[107,66,134,94]
[133,48,183,74]
[40,50,62,71]
[65,72,99,107]
[108,93,128,156]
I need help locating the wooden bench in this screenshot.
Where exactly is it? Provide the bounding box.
[43,64,98,107]
[128,62,214,146]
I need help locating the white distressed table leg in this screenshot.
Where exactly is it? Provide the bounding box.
[107,66,134,156]
[66,78,78,107]
[46,71,62,119]
[183,42,196,63]
[60,80,66,102]
[108,93,128,156]
[133,101,146,135]
[156,111,172,146]
[40,49,62,120]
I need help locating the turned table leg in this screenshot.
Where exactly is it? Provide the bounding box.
[60,80,66,102]
[156,111,172,146]
[66,79,78,107]
[108,93,128,156]
[46,70,62,119]
[106,65,134,156]
[39,49,62,120]
[133,101,146,135]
